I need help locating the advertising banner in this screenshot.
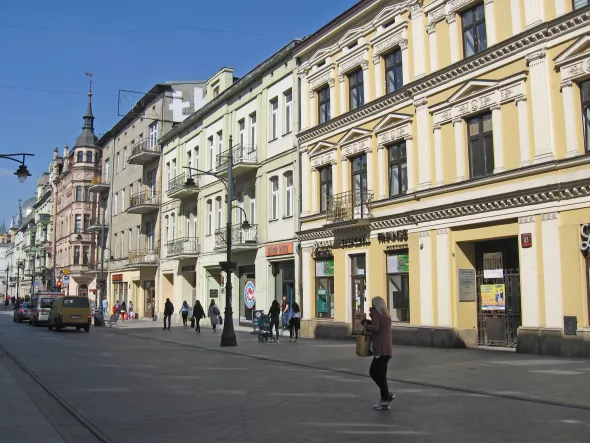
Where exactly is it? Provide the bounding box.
[480,284,506,311]
[483,252,504,279]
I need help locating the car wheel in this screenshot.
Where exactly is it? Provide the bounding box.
[84,325,90,333]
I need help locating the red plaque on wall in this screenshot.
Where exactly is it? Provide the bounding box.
[521,233,532,248]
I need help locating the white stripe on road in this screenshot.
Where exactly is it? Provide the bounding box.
[265,392,359,398]
[529,370,585,375]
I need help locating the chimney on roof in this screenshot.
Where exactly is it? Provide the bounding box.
[63,144,70,172]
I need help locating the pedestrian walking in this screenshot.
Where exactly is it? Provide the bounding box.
[289,302,301,343]
[128,301,134,320]
[180,301,190,326]
[268,300,281,343]
[208,300,220,332]
[362,296,394,411]
[281,294,290,330]
[102,298,108,316]
[120,301,127,321]
[163,298,174,330]
[193,300,205,333]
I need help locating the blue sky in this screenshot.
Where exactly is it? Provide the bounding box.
[0,0,357,226]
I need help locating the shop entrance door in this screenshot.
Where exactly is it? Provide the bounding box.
[351,277,366,333]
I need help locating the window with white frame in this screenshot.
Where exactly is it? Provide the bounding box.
[114,193,118,216]
[171,213,176,241]
[250,113,257,147]
[120,233,124,257]
[467,112,494,178]
[573,0,589,10]
[165,215,169,243]
[217,131,223,157]
[270,98,279,140]
[105,160,110,180]
[185,210,190,237]
[194,147,199,170]
[136,225,141,250]
[207,200,213,235]
[114,234,118,259]
[284,90,293,134]
[75,215,82,233]
[193,212,198,239]
[121,189,125,212]
[166,162,171,191]
[149,122,159,149]
[76,186,83,202]
[208,136,214,170]
[250,194,256,224]
[172,158,177,179]
[128,229,132,253]
[461,3,487,58]
[238,119,246,146]
[123,148,127,169]
[187,150,192,175]
[116,153,120,173]
[147,222,154,250]
[284,171,293,217]
[270,176,279,221]
[216,197,222,230]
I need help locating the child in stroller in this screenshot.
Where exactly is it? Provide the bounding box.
[257,315,273,342]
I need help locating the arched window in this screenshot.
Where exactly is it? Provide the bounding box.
[77,151,84,162]
[78,284,88,297]
[86,151,93,163]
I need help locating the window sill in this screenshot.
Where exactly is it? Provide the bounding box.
[269,218,279,223]
[282,215,293,220]
[282,130,292,137]
[269,137,278,143]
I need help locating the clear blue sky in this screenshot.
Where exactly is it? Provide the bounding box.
[0,0,357,226]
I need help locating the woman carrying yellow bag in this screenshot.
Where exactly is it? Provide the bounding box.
[362,296,394,411]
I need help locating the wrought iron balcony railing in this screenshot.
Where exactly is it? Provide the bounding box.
[216,144,258,170]
[167,173,200,195]
[326,190,374,224]
[214,224,258,249]
[129,191,161,208]
[131,139,161,157]
[128,248,159,265]
[166,237,200,257]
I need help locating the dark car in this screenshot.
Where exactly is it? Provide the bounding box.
[14,302,32,323]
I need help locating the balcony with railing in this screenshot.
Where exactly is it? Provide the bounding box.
[167,173,200,200]
[68,232,94,244]
[128,139,161,165]
[214,224,258,250]
[216,144,258,176]
[37,214,51,224]
[68,263,95,275]
[166,237,200,258]
[89,173,110,193]
[325,190,374,228]
[87,216,109,233]
[127,248,159,267]
[128,192,161,214]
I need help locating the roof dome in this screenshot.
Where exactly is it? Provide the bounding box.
[20,197,36,218]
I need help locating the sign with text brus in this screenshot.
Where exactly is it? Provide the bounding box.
[265,242,293,257]
[483,252,504,279]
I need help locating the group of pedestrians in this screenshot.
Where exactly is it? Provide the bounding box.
[162,298,221,333]
[267,295,301,343]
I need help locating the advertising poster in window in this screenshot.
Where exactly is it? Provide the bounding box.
[316,259,334,276]
[480,284,506,311]
[387,254,409,273]
[317,287,329,313]
[483,252,503,279]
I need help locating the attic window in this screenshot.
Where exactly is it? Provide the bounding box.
[316,60,326,68]
[213,86,220,98]
[348,41,358,50]
[383,18,395,29]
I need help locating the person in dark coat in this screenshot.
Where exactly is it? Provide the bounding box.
[163,298,174,330]
[193,300,206,333]
[268,300,281,343]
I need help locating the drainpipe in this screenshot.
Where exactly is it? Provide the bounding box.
[296,62,303,319]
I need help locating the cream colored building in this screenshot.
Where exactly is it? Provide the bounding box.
[297,0,590,356]
[158,41,300,325]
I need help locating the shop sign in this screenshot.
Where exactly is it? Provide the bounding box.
[340,235,370,248]
[480,284,506,311]
[112,274,123,282]
[458,269,476,302]
[581,224,590,251]
[243,280,256,309]
[378,230,409,243]
[266,242,293,257]
[483,252,503,279]
[252,309,264,328]
[209,289,218,298]
[316,259,334,277]
[521,233,532,249]
[181,265,196,272]
[387,254,409,273]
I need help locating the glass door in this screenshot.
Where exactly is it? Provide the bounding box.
[351,254,366,332]
[351,155,367,219]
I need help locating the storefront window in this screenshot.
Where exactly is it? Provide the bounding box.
[144,280,155,318]
[386,253,410,322]
[315,259,334,318]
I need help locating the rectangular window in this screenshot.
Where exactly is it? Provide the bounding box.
[348,69,364,110]
[208,136,214,170]
[462,3,487,58]
[194,147,199,170]
[388,141,408,197]
[213,86,220,97]
[128,228,132,253]
[104,160,110,181]
[387,253,410,322]
[123,148,127,169]
[270,98,278,140]
[114,193,118,216]
[351,154,368,216]
[82,246,90,265]
[217,131,223,157]
[574,0,590,10]
[384,48,403,94]
[121,189,125,212]
[207,201,213,235]
[83,215,90,232]
[270,177,279,220]
[581,80,590,152]
[86,188,91,202]
[284,90,293,134]
[319,166,332,213]
[318,86,330,124]
[116,153,120,173]
[285,172,293,217]
[75,215,82,233]
[73,246,80,265]
[250,195,256,224]
[137,225,141,250]
[149,122,159,149]
[216,198,222,230]
[238,119,246,146]
[250,113,257,147]
[315,259,334,318]
[166,162,171,191]
[76,187,83,202]
[114,234,118,259]
[468,113,494,178]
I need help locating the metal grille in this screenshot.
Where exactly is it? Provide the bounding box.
[326,190,373,224]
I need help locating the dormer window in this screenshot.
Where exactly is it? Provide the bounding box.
[213,86,220,98]
[77,152,83,162]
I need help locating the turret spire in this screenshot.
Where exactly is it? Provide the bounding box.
[75,73,98,148]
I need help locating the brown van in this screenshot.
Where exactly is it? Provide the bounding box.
[48,296,92,332]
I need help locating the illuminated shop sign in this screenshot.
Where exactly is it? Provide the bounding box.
[377,230,408,243]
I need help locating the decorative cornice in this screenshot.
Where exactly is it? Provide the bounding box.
[419,231,430,238]
[446,13,456,24]
[426,24,436,35]
[525,49,547,66]
[519,216,534,224]
[372,55,381,65]
[515,96,527,104]
[541,212,559,221]
[560,80,573,91]
[437,228,449,235]
[399,39,408,50]
[413,97,428,108]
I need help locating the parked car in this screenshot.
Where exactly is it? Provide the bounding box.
[29,292,63,325]
[48,296,92,332]
[13,302,32,323]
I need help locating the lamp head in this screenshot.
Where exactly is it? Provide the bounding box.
[15,165,31,183]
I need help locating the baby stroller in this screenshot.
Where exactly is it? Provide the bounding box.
[257,315,272,342]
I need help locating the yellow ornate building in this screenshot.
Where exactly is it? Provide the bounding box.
[296,0,590,356]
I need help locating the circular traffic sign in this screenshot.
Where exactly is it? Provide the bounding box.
[243,280,256,309]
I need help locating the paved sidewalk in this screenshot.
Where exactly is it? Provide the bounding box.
[0,352,65,443]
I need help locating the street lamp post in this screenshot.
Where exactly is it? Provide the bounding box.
[0,153,34,182]
[15,260,24,302]
[98,197,107,321]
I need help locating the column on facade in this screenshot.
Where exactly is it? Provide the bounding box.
[491,105,504,173]
[433,124,443,185]
[436,229,452,327]
[419,231,433,326]
[561,81,580,158]
[447,13,460,64]
[518,216,540,327]
[300,76,310,130]
[302,248,313,319]
[377,145,386,199]
[453,118,466,181]
[555,0,568,16]
[410,4,426,79]
[541,213,564,328]
[366,148,373,200]
[309,90,316,128]
[373,55,383,98]
[339,74,347,115]
[301,152,311,216]
[341,156,349,194]
[329,78,337,120]
[311,168,319,215]
[426,25,437,73]
[362,60,371,103]
[483,0,497,46]
[524,0,545,27]
[527,50,555,163]
[331,161,338,195]
[511,0,523,34]
[516,97,532,167]
[405,135,416,193]
[401,40,410,84]
[415,99,431,190]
